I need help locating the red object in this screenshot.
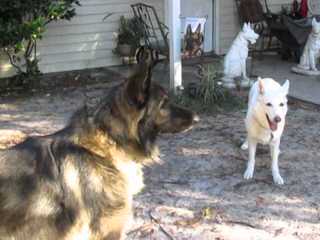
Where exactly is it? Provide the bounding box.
[300,0,308,17]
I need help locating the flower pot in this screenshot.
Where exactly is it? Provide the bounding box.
[117,44,136,57]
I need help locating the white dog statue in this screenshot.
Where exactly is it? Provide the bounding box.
[241,77,290,185]
[223,23,259,88]
[292,18,320,75]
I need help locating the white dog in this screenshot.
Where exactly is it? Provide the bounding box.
[241,77,290,184]
[297,18,320,71]
[223,23,259,88]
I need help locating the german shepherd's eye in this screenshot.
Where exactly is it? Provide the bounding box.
[266,103,272,107]
[279,103,284,107]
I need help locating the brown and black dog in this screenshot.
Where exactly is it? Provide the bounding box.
[0,47,198,240]
[182,23,204,59]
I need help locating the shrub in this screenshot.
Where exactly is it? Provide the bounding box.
[173,60,245,113]
[113,16,145,56]
[196,63,225,105]
[0,0,80,79]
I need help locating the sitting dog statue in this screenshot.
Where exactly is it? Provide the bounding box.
[292,18,320,75]
[223,23,259,88]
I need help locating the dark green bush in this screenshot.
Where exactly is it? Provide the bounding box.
[0,0,80,78]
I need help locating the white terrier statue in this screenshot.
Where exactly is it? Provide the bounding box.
[223,23,259,88]
[292,18,320,75]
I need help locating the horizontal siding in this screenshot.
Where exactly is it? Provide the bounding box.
[40,56,121,73]
[266,0,292,13]
[218,0,292,54]
[38,0,164,73]
[43,22,117,37]
[39,41,114,56]
[1,0,164,77]
[38,32,113,47]
[39,49,113,64]
[218,0,240,54]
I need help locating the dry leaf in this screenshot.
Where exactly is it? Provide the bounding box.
[274,228,284,237]
[174,216,202,228]
[202,207,216,219]
[255,196,266,207]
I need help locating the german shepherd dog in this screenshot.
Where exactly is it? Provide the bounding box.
[0,47,199,239]
[182,23,204,59]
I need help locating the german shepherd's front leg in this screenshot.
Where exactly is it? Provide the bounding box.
[101,205,132,240]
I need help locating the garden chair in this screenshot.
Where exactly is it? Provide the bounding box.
[131,3,170,59]
[235,0,279,55]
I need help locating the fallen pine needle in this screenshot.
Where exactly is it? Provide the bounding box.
[149,210,175,240]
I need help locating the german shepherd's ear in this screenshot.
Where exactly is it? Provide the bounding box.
[127,47,156,109]
[186,24,192,36]
[195,23,201,34]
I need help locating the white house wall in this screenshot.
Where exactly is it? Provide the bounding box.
[218,0,240,54]
[0,0,164,77]
[38,0,164,73]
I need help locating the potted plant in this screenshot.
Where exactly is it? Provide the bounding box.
[114,16,144,57]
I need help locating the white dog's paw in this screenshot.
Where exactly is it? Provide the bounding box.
[241,141,248,150]
[243,167,254,179]
[272,173,284,185]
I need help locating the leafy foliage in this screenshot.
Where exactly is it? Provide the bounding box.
[0,0,80,79]
[114,16,144,55]
[196,63,225,105]
[173,61,245,113]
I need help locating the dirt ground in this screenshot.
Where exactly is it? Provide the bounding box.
[0,78,319,240]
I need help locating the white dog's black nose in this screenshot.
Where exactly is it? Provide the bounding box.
[274,116,281,123]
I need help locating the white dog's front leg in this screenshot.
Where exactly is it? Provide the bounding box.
[270,140,284,184]
[240,59,251,87]
[241,58,248,79]
[310,51,318,71]
[244,139,257,179]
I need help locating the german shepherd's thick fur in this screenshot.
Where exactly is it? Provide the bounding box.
[0,47,198,239]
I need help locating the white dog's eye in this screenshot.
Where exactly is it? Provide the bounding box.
[280,103,284,107]
[266,103,272,107]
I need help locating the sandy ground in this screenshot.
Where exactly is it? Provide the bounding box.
[0,82,319,240]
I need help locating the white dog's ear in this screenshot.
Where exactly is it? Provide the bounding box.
[258,77,264,95]
[282,79,290,95]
